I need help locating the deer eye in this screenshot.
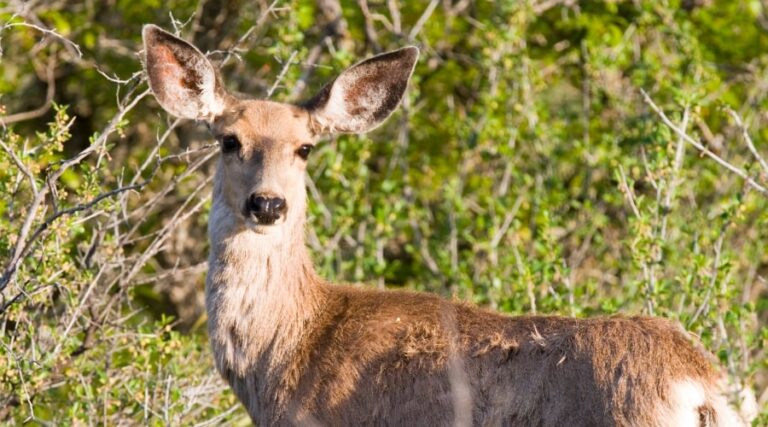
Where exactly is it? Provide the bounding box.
[220,135,241,153]
[296,144,313,160]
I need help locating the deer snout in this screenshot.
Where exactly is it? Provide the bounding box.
[247,193,287,225]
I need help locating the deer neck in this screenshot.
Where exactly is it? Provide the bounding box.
[205,178,324,378]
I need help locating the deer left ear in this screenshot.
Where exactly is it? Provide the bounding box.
[303,46,419,134]
[142,24,228,122]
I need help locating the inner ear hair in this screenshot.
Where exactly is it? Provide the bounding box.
[303,46,419,135]
[142,24,228,121]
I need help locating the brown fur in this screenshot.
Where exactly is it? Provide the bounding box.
[263,286,722,426]
[141,25,747,426]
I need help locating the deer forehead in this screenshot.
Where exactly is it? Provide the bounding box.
[214,100,314,146]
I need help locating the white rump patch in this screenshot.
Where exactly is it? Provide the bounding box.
[657,379,747,427]
[663,379,706,427]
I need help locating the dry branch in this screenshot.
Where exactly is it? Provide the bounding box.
[640,89,768,197]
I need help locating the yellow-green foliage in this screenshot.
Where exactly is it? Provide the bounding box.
[1,1,766,424]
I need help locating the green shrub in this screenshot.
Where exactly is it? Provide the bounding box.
[1,1,766,424]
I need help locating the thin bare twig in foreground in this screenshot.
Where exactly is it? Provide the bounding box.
[617,164,656,315]
[218,0,281,67]
[266,50,298,98]
[0,140,38,194]
[726,108,768,177]
[639,89,768,196]
[0,88,150,292]
[409,0,439,40]
[0,56,56,126]
[3,22,83,58]
[660,106,690,241]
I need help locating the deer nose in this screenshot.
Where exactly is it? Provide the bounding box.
[247,194,287,224]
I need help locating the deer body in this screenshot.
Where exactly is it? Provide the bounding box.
[205,196,733,426]
[142,25,747,426]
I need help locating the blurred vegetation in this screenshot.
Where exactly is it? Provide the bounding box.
[1,0,767,424]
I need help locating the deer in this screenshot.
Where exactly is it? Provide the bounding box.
[141,24,750,426]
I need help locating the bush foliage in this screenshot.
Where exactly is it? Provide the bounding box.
[1,0,766,424]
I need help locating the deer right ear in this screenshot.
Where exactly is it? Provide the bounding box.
[142,24,227,121]
[303,46,419,134]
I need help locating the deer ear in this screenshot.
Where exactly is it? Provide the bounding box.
[304,47,419,134]
[142,24,228,121]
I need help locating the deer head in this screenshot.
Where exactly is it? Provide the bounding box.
[142,25,418,238]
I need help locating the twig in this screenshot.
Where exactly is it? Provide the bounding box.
[409,0,439,40]
[490,195,524,248]
[4,22,83,58]
[289,0,349,100]
[640,89,768,196]
[219,0,281,67]
[660,106,690,240]
[192,404,241,427]
[24,184,144,257]
[0,88,150,292]
[0,55,56,125]
[266,51,298,98]
[387,0,402,34]
[617,165,640,217]
[533,0,577,15]
[618,164,656,314]
[688,219,731,326]
[726,108,768,176]
[156,143,217,163]
[357,0,381,52]
[0,140,37,194]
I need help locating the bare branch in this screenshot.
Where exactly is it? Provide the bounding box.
[218,0,281,67]
[4,21,83,58]
[0,88,150,292]
[409,0,439,40]
[387,0,402,34]
[640,89,768,196]
[660,106,690,240]
[0,55,56,126]
[726,108,768,177]
[357,0,381,52]
[533,0,578,15]
[266,50,298,98]
[0,140,37,195]
[617,165,640,217]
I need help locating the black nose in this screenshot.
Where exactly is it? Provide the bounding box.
[247,194,287,224]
